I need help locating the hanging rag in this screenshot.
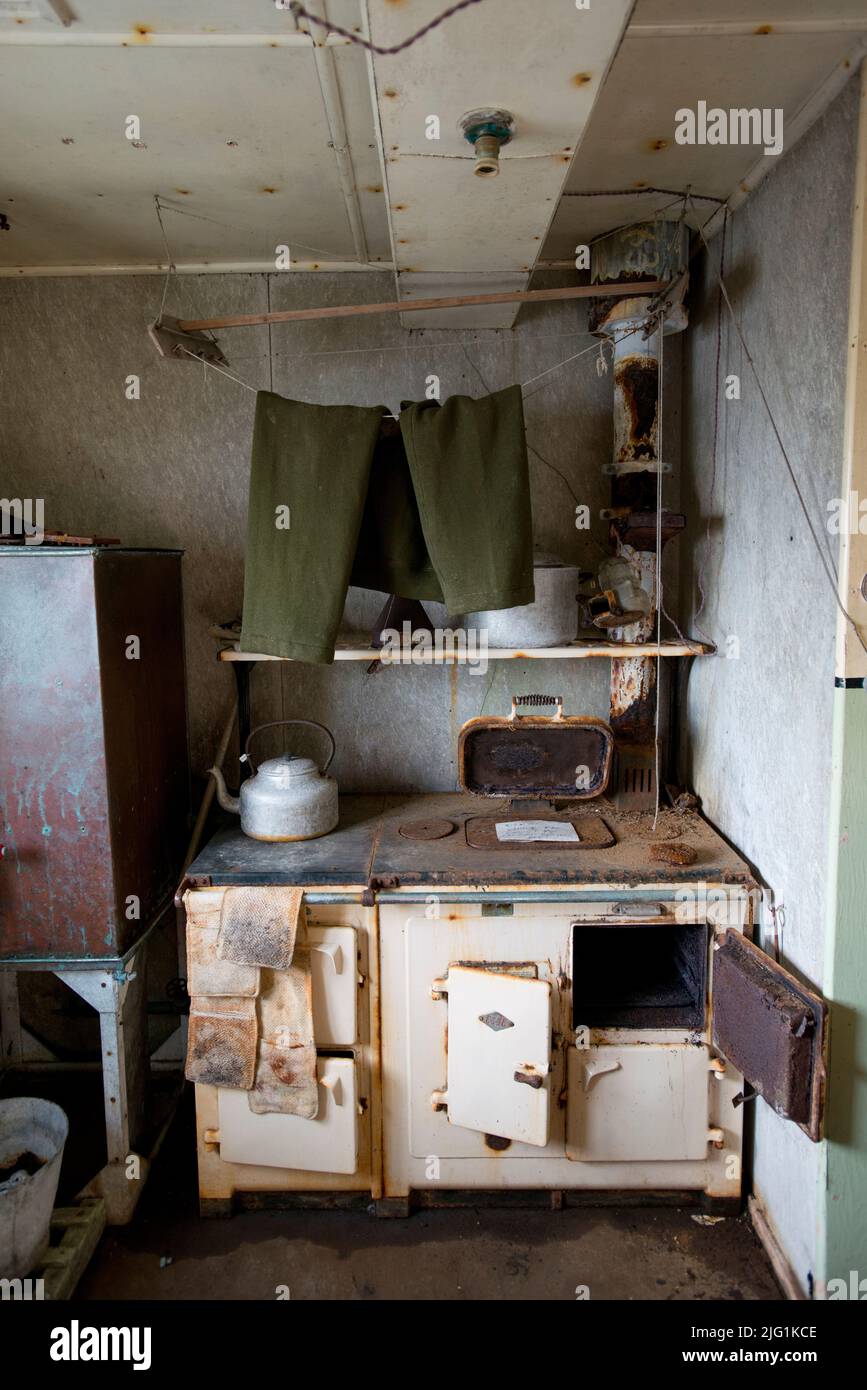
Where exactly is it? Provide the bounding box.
[240,386,534,662]
[248,950,318,1119]
[217,885,304,970]
[185,996,258,1091]
[188,923,260,998]
[184,886,318,1115]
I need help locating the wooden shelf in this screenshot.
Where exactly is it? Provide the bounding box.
[217,637,713,664]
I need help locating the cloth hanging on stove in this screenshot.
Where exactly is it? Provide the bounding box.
[185,996,258,1091]
[217,885,304,971]
[247,949,318,1119]
[184,886,318,1116]
[239,386,534,663]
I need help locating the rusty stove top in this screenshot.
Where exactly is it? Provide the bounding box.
[188,793,755,890]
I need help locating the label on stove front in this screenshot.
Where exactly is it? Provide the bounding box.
[495,820,580,843]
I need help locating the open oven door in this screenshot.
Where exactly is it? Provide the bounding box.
[712,931,827,1141]
[435,964,552,1147]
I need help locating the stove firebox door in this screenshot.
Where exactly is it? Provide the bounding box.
[439,965,552,1147]
[712,930,827,1141]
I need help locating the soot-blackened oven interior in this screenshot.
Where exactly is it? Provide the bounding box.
[572,921,708,1030]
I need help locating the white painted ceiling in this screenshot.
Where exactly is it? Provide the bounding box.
[1,0,865,325]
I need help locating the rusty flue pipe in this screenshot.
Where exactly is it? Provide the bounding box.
[590,222,688,804]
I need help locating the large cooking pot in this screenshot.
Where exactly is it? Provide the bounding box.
[464,557,580,647]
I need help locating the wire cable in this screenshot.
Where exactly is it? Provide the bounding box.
[653,310,665,830]
[288,0,488,55]
[688,195,867,657]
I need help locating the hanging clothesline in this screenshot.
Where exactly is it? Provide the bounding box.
[180,317,646,401]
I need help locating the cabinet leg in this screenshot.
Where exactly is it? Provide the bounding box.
[59,961,149,1225]
[0,971,22,1071]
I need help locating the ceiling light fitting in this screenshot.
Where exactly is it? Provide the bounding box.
[459,108,514,178]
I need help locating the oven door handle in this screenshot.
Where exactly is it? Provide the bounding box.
[581,1057,622,1092]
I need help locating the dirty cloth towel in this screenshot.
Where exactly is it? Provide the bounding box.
[248,950,318,1119]
[185,996,257,1091]
[188,924,260,998]
[240,386,535,663]
[217,885,304,970]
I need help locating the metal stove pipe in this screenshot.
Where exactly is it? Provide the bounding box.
[590,222,688,800]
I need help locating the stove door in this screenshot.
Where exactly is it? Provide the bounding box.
[216,1056,359,1173]
[566,1044,712,1161]
[441,964,552,1147]
[711,930,827,1140]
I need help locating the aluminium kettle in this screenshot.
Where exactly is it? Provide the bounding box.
[210,719,338,842]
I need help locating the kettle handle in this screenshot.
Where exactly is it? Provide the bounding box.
[243,719,336,774]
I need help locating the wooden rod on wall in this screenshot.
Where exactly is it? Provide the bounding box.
[176,280,669,332]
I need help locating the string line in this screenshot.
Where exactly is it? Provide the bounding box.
[688,195,867,657]
[653,310,665,831]
[288,0,488,56]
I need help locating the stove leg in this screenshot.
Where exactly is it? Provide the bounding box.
[371,1196,412,1219]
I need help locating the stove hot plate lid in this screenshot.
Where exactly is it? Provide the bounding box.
[458,695,613,800]
[398,818,456,841]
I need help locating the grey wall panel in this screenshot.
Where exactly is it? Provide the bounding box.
[1,268,680,789]
[679,75,859,1290]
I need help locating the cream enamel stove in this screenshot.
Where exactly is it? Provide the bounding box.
[183,708,827,1214]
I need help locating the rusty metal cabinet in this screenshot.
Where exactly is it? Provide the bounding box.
[0,546,189,962]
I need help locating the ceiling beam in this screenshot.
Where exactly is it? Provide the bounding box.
[0,32,350,47]
[304,1,370,268]
[175,279,668,331]
[630,21,867,38]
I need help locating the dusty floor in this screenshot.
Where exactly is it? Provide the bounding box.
[75,1093,782,1302]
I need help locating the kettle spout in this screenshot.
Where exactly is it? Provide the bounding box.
[209,766,240,816]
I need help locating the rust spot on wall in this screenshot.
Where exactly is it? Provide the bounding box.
[175,188,190,195]
[614,355,658,462]
[383,88,399,99]
[262,187,279,194]
[365,184,383,193]
[647,138,668,152]
[610,656,657,741]
[572,72,592,86]
[61,137,75,145]
[754,24,773,35]
[132,23,152,41]
[393,203,408,211]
